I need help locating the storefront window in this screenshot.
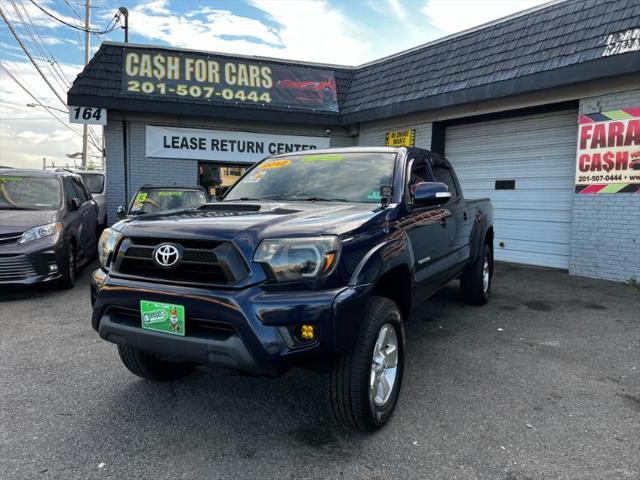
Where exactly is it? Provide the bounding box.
[198,162,249,197]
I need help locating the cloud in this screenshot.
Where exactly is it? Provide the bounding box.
[386,0,408,20]
[124,0,370,65]
[0,60,100,169]
[1,0,81,30]
[421,0,550,33]
[249,0,370,63]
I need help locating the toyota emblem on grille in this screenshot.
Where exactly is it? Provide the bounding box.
[153,244,180,267]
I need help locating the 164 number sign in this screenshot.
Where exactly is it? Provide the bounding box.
[69,106,107,125]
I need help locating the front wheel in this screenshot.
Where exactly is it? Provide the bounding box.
[326,297,405,431]
[117,345,196,381]
[58,243,76,289]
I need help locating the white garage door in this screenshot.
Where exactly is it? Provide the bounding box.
[445,109,578,269]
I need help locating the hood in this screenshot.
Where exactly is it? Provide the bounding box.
[119,201,387,244]
[0,209,58,235]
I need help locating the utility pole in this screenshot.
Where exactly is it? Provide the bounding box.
[118,7,129,43]
[81,0,91,169]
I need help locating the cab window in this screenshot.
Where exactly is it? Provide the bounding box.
[406,157,430,203]
[432,163,458,198]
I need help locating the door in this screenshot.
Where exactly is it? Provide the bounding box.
[445,109,577,269]
[429,158,470,275]
[69,177,98,257]
[403,157,451,302]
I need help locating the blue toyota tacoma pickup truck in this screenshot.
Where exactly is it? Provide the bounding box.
[92,147,494,431]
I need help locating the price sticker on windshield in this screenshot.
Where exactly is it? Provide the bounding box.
[260,159,291,169]
[69,106,107,125]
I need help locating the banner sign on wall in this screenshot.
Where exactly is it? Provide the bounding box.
[385,129,415,147]
[575,107,640,193]
[145,126,330,163]
[123,48,339,112]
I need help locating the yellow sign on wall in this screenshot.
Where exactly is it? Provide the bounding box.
[385,129,416,147]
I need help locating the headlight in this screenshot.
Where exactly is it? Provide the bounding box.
[19,222,61,244]
[254,236,340,283]
[98,227,122,269]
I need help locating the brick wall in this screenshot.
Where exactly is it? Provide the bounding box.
[104,120,124,225]
[569,89,640,282]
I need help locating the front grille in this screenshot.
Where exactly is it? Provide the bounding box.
[107,306,236,340]
[114,238,250,285]
[0,232,22,245]
[0,254,37,280]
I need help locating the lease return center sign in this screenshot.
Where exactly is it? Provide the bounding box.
[575,107,640,194]
[146,126,330,163]
[123,48,339,112]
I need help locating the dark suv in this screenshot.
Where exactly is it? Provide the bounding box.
[92,147,493,431]
[0,169,98,288]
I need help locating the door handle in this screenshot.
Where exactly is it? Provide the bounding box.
[463,211,468,221]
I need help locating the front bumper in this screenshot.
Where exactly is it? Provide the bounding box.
[0,237,64,285]
[91,270,370,376]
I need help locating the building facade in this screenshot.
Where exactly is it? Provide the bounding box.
[69,0,640,282]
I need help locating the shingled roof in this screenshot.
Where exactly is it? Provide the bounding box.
[68,0,640,126]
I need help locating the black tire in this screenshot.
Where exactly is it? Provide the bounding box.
[326,296,405,432]
[59,243,76,289]
[117,345,196,381]
[460,241,492,305]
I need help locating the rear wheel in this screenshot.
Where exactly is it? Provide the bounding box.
[460,241,492,305]
[117,345,196,381]
[326,297,404,431]
[59,243,76,289]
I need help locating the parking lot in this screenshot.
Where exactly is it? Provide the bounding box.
[1,263,638,480]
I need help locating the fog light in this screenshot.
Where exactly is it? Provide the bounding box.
[300,324,315,341]
[48,263,58,272]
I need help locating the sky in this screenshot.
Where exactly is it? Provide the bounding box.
[0,0,551,169]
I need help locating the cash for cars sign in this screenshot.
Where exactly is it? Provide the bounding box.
[122,48,339,112]
[146,126,330,163]
[575,107,640,193]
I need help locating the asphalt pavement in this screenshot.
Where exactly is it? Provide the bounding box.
[1,263,638,480]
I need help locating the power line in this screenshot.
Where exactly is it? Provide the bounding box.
[27,0,120,34]
[0,2,103,150]
[0,5,68,108]
[0,61,101,150]
[18,0,73,84]
[6,0,70,94]
[1,3,105,156]
[63,0,101,40]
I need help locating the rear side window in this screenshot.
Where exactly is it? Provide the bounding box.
[432,164,458,198]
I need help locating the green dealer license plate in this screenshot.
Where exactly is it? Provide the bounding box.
[140,300,185,336]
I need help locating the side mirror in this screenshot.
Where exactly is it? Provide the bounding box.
[70,198,82,211]
[412,182,451,207]
[116,205,126,218]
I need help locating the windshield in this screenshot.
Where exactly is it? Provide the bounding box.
[224,152,396,203]
[0,175,62,210]
[79,173,104,194]
[129,189,207,215]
